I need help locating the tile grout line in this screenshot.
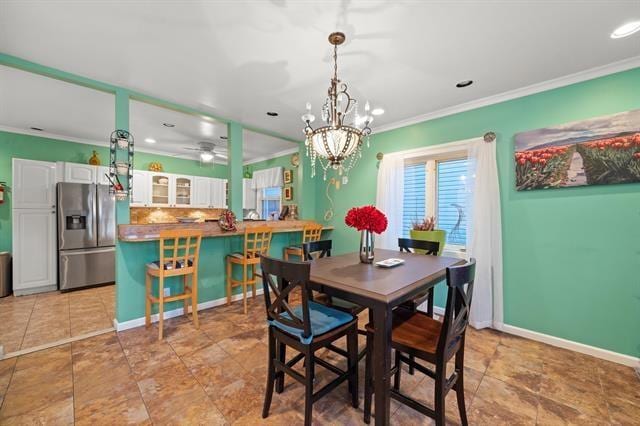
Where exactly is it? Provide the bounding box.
[0,358,17,414]
[68,342,76,425]
[16,296,37,352]
[114,332,154,424]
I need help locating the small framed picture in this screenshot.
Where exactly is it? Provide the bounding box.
[283,169,293,184]
[284,186,293,201]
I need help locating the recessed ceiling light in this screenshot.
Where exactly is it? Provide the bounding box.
[371,108,385,116]
[220,136,228,140]
[456,80,473,88]
[266,112,279,117]
[162,122,175,127]
[611,21,640,39]
[144,138,156,144]
[30,127,43,131]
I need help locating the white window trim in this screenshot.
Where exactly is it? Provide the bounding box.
[257,186,283,219]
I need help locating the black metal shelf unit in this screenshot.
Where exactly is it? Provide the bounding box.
[109,129,134,201]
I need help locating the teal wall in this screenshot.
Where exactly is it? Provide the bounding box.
[0,130,229,252]
[314,67,640,357]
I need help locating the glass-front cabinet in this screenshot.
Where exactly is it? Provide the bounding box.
[173,175,193,207]
[150,173,171,206]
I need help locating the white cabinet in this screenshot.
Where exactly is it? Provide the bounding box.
[211,178,226,208]
[63,163,97,184]
[243,178,256,210]
[97,166,111,185]
[173,175,193,207]
[150,173,171,206]
[12,208,57,293]
[193,177,211,208]
[12,159,57,209]
[131,170,150,207]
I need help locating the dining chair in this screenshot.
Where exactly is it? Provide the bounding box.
[303,240,368,359]
[145,229,203,340]
[363,259,476,425]
[398,238,441,317]
[260,255,359,426]
[226,226,272,314]
[284,222,323,261]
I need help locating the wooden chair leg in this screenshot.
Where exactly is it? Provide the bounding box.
[251,264,257,299]
[226,258,232,305]
[158,276,164,340]
[183,274,189,316]
[192,272,199,329]
[242,264,248,314]
[347,326,359,408]
[393,349,402,391]
[434,363,446,426]
[284,250,289,261]
[304,348,314,426]
[276,340,286,393]
[263,327,276,419]
[455,352,468,426]
[363,331,373,424]
[145,273,151,328]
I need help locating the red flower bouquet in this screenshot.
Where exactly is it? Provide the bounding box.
[344,205,388,234]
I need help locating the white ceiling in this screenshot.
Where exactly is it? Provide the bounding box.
[0,65,297,163]
[1,1,639,142]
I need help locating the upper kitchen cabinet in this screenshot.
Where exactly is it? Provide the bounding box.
[62,162,97,184]
[97,166,111,186]
[150,172,171,206]
[173,175,193,207]
[131,170,150,207]
[12,159,58,209]
[193,176,211,208]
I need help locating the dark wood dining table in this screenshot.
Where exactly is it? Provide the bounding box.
[308,248,464,425]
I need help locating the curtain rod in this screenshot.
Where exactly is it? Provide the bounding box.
[376,131,496,160]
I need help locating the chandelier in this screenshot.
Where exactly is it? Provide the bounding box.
[302,32,373,180]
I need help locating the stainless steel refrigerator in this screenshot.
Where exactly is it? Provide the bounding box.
[57,183,115,291]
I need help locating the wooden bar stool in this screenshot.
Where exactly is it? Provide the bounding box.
[284,222,323,261]
[226,225,272,314]
[145,229,203,340]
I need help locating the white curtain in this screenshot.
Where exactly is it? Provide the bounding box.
[375,152,404,250]
[466,138,503,329]
[251,167,283,190]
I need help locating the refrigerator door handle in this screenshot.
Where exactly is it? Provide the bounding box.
[61,248,115,256]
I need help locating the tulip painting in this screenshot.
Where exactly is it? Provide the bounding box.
[515,109,640,190]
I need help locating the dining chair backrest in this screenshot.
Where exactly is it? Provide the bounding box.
[437,259,476,359]
[261,255,312,340]
[302,223,324,244]
[398,238,439,256]
[302,239,332,261]
[244,226,273,258]
[158,229,203,272]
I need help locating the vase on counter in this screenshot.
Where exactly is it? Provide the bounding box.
[359,230,375,264]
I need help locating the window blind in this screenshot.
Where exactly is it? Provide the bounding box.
[402,162,426,237]
[437,159,468,246]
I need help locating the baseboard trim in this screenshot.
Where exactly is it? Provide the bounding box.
[431,306,638,367]
[113,289,265,332]
[13,284,58,296]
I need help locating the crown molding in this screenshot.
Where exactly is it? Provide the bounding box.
[373,56,640,135]
[243,146,300,166]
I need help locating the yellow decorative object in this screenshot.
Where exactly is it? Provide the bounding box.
[88,150,101,165]
[148,162,163,172]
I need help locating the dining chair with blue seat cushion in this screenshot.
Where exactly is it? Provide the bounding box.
[261,255,359,426]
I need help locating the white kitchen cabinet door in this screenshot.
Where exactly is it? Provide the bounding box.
[173,175,193,207]
[131,170,150,206]
[97,166,111,185]
[243,178,256,210]
[12,208,57,292]
[193,177,212,208]
[63,162,97,184]
[210,178,226,208]
[12,159,57,209]
[149,172,171,207]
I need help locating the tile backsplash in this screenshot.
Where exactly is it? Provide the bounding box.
[130,207,224,224]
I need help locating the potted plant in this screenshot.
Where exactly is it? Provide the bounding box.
[410,216,446,255]
[345,205,388,264]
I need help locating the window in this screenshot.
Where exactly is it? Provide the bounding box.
[402,157,469,249]
[260,186,281,219]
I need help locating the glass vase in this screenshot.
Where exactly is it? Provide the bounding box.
[359,230,375,264]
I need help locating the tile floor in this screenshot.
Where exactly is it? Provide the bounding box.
[0,285,115,354]
[0,294,638,425]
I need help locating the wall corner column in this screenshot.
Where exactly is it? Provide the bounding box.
[297,142,316,219]
[227,121,243,217]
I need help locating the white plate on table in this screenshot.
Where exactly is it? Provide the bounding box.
[375,258,405,268]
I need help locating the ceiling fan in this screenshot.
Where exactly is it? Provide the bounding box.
[184,141,227,164]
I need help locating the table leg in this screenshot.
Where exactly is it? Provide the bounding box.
[372,304,392,425]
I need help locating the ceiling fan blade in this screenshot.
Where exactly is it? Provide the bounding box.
[184,147,202,151]
[215,153,228,159]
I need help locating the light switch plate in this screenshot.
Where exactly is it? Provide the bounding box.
[164,288,170,297]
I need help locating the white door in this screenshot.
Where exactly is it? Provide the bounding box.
[64,163,97,184]
[131,170,150,206]
[12,208,57,291]
[12,159,57,209]
[193,177,212,208]
[243,178,256,210]
[96,166,111,185]
[149,172,171,207]
[210,178,226,208]
[173,175,193,207]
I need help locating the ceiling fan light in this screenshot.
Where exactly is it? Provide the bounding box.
[200,152,214,162]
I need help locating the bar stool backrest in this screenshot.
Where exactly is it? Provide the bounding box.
[302,223,323,244]
[158,229,203,272]
[244,226,273,259]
